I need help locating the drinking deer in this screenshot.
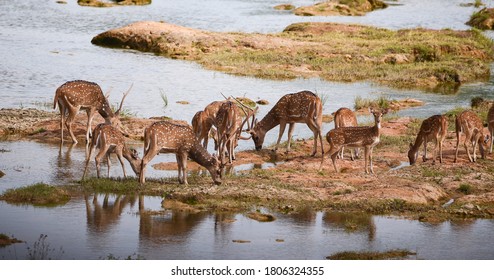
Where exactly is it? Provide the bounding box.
[248,90,324,157]
[53,80,131,144]
[139,121,222,185]
[454,110,489,163]
[82,123,141,179]
[408,115,448,165]
[323,108,389,173]
[333,107,359,160]
[487,104,494,153]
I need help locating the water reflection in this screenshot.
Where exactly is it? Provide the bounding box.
[323,212,376,241]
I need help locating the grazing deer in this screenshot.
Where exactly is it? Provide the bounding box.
[323,108,389,173]
[408,115,448,165]
[248,90,324,157]
[333,107,359,160]
[454,110,489,163]
[139,121,222,185]
[488,104,494,153]
[82,123,141,179]
[53,80,131,144]
[191,110,218,151]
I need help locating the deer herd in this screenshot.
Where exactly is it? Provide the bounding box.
[55,80,494,186]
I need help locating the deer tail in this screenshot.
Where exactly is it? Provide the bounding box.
[53,88,60,110]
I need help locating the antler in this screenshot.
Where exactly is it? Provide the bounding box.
[104,87,113,100]
[229,95,258,131]
[116,83,133,115]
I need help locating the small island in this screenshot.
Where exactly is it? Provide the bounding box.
[289,0,388,17]
[78,0,151,7]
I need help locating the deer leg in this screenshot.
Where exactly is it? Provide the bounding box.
[286,123,295,153]
[464,140,473,162]
[82,143,96,180]
[454,132,461,163]
[65,109,78,144]
[472,138,479,162]
[59,106,65,144]
[327,145,341,173]
[95,146,109,178]
[490,127,493,154]
[176,154,184,184]
[275,122,287,152]
[106,153,112,178]
[422,138,428,162]
[364,147,370,174]
[85,109,94,144]
[116,147,127,179]
[369,147,375,174]
[438,138,443,164]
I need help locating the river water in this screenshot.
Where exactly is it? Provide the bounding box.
[1,0,494,259]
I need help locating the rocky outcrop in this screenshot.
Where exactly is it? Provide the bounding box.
[294,0,387,16]
[467,8,494,30]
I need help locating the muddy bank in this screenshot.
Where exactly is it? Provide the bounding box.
[91,21,494,92]
[2,108,494,221]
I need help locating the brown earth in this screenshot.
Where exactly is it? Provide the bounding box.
[2,108,494,221]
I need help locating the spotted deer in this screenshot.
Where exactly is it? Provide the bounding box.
[487,104,494,153]
[191,110,218,150]
[454,110,489,163]
[408,115,448,165]
[323,108,389,173]
[82,123,141,179]
[333,107,359,160]
[139,121,222,185]
[53,80,131,144]
[213,100,253,164]
[248,90,324,157]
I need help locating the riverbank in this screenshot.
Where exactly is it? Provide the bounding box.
[2,108,494,222]
[91,21,494,93]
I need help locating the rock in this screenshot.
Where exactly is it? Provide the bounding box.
[463,203,475,210]
[274,4,295,11]
[0,170,5,178]
[294,0,387,17]
[256,99,269,105]
[382,54,410,64]
[467,8,494,30]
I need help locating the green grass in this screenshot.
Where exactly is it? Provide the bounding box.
[327,249,416,260]
[458,184,474,195]
[0,183,70,206]
[354,95,393,110]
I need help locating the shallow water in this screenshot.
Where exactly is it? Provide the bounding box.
[1,197,494,260]
[2,0,494,260]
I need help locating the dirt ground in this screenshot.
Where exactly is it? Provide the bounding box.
[2,107,494,220]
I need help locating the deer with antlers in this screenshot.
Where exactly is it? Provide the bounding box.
[454,110,489,163]
[139,120,222,185]
[53,80,131,144]
[82,123,141,179]
[408,115,448,165]
[323,108,388,173]
[213,100,254,164]
[333,107,359,160]
[247,90,324,157]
